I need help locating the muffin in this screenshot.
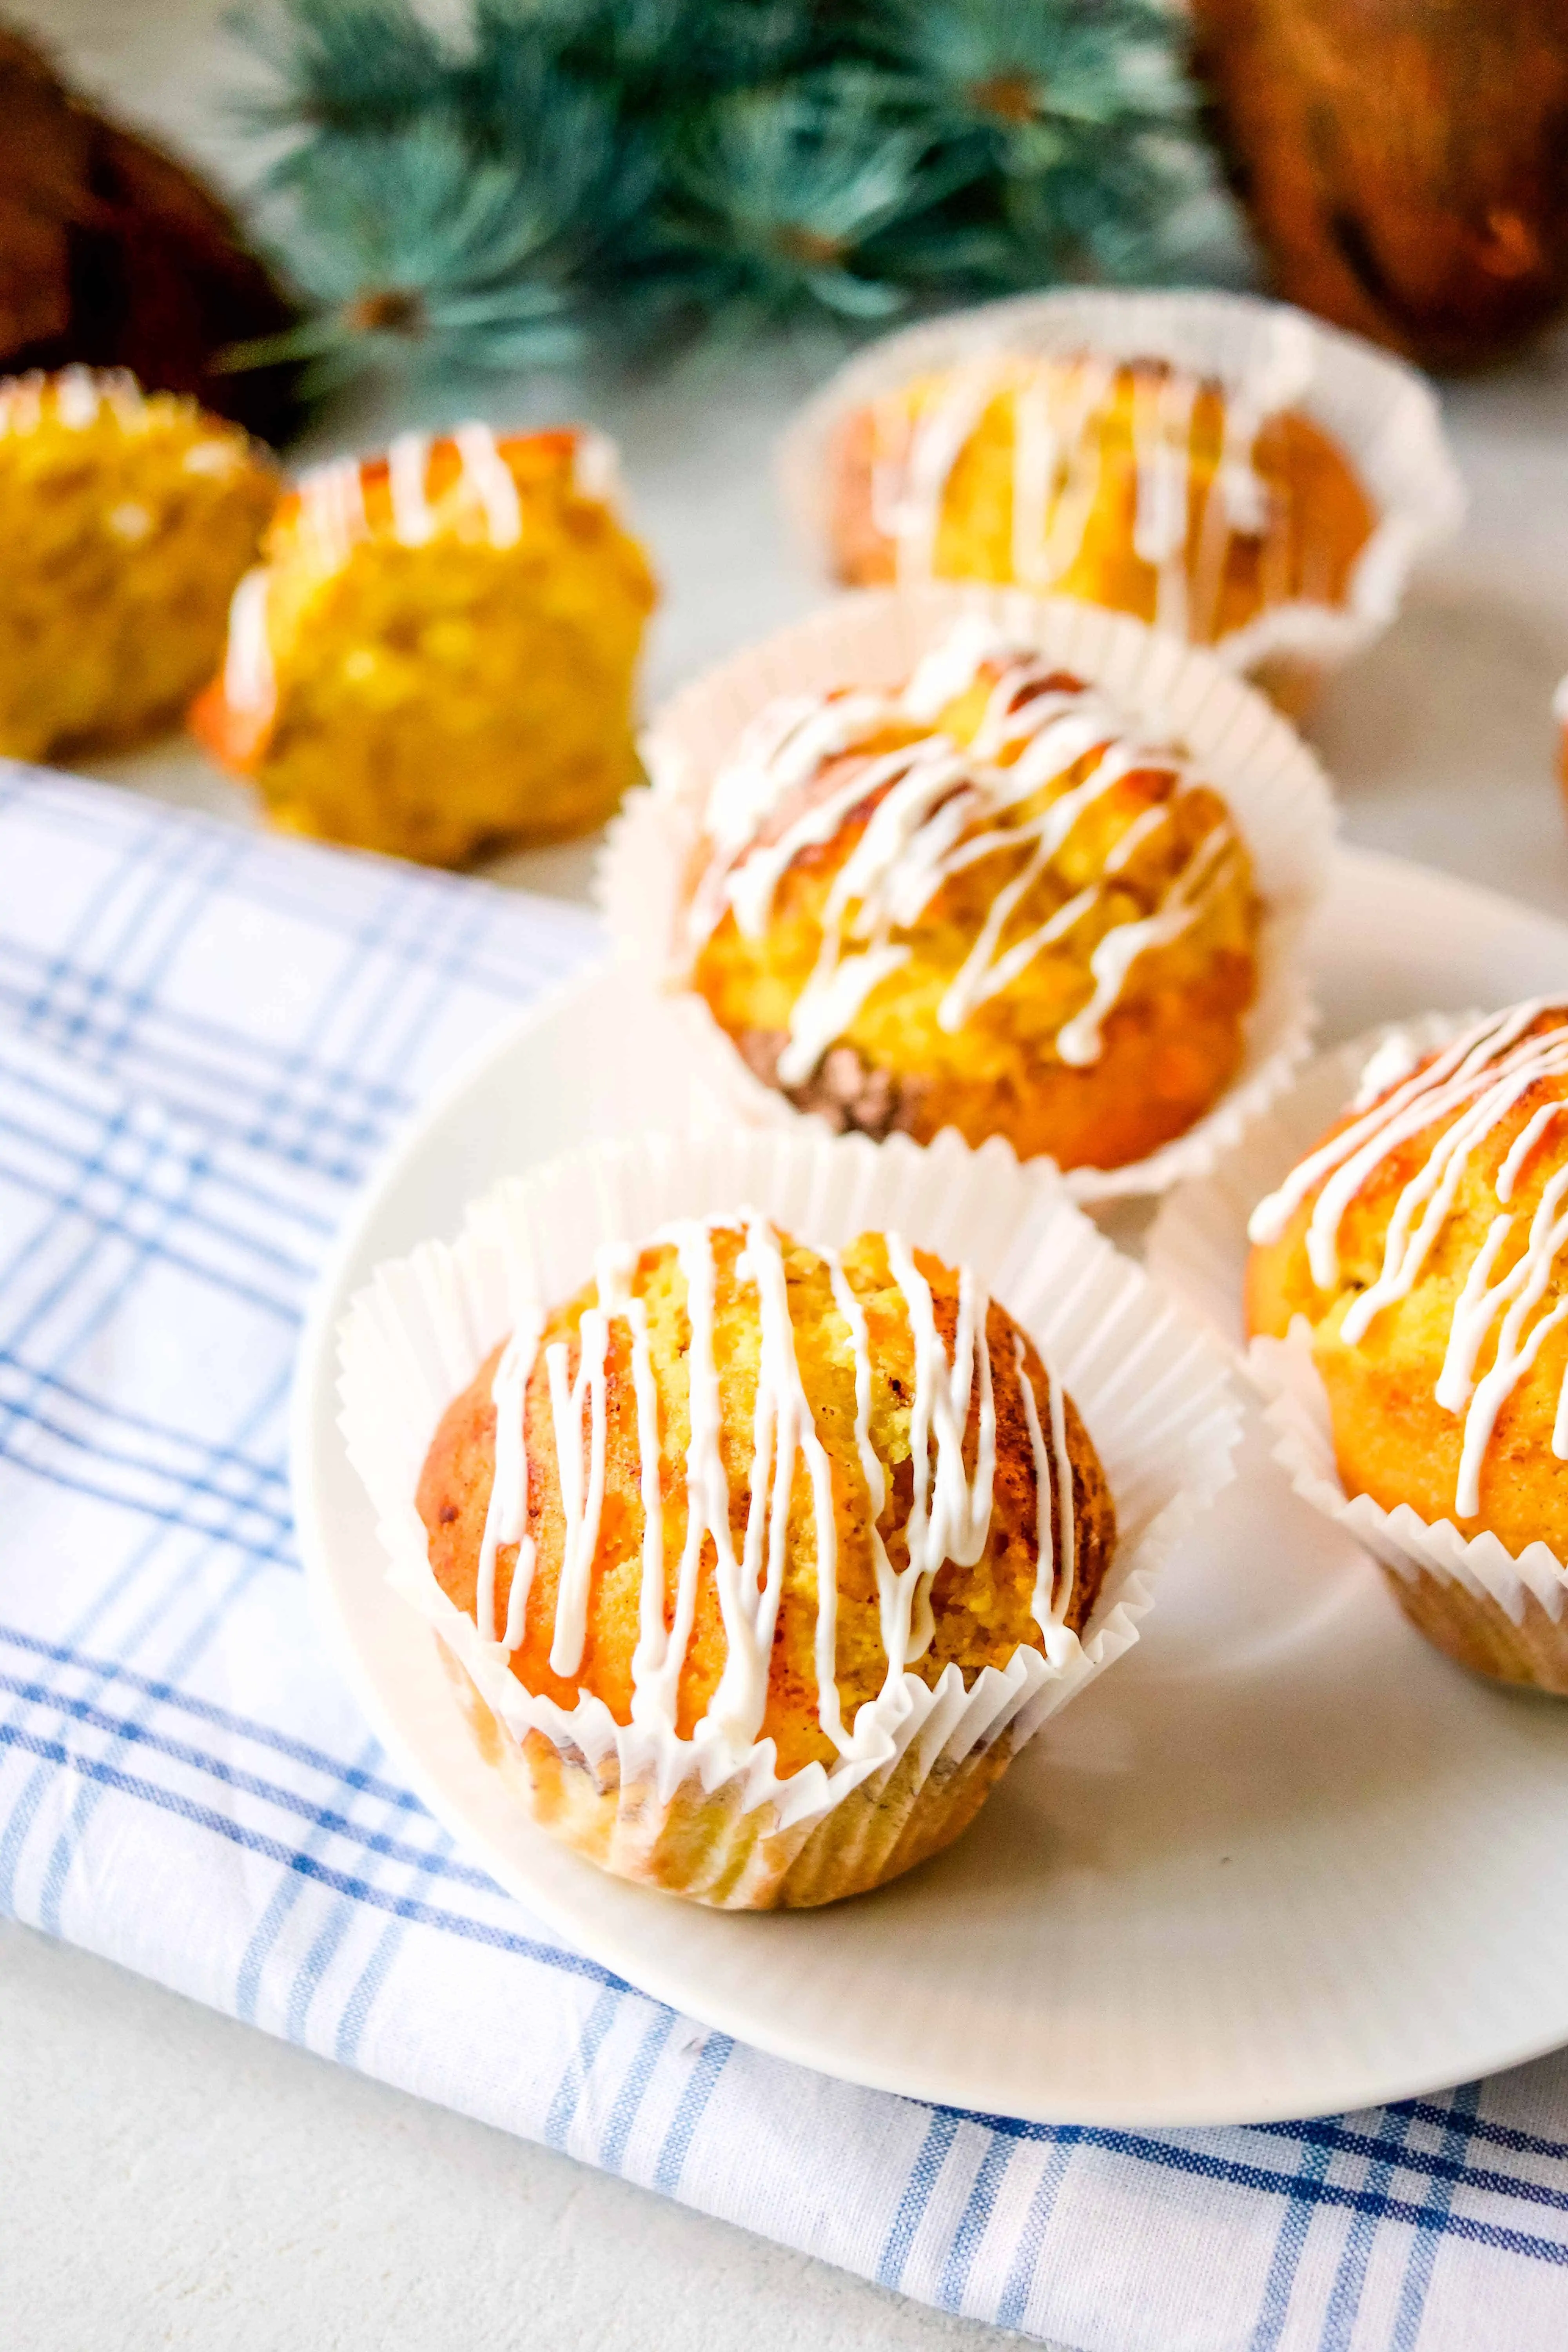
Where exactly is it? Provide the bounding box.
[416,1212,1116,1906]
[826,352,1375,658]
[681,618,1262,1175]
[1246,1002,1568,1690]
[0,365,278,759]
[190,424,656,866]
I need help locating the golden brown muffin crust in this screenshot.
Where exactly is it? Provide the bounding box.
[418,1225,1116,1779]
[1246,1009,1568,1555]
[686,653,1260,1172]
[828,354,1375,645]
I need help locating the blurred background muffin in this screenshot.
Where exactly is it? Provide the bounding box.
[0,365,277,760]
[191,423,656,866]
[826,352,1374,662]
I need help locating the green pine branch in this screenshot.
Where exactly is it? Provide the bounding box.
[223,0,1244,401]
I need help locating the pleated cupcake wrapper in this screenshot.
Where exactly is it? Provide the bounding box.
[1146,1013,1568,1628]
[776,286,1465,684]
[337,1125,1242,1900]
[601,581,1335,1205]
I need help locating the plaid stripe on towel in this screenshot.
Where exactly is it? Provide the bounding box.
[4,762,1568,2352]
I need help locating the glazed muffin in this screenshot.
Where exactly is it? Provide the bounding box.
[417,1213,1116,1906]
[191,424,656,866]
[827,353,1374,664]
[0,366,278,759]
[1247,1002,1568,1690]
[681,619,1261,1175]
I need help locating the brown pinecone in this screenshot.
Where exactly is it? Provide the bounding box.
[0,25,301,442]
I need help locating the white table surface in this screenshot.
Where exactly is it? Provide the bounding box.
[7,5,1568,2347]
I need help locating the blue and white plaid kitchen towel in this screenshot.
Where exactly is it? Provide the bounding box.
[5,762,1568,2352]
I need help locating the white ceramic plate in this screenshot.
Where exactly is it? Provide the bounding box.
[292,844,1568,2128]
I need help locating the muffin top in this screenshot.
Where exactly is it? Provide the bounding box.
[207,422,653,768]
[831,346,1374,637]
[418,1215,1116,1777]
[683,619,1258,1135]
[1247,1003,1568,1526]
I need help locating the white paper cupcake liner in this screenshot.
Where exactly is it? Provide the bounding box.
[777,287,1465,684]
[1146,1013,1568,1630]
[600,581,1336,1204]
[338,1125,1242,1902]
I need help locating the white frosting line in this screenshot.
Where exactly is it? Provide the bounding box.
[299,458,369,570]
[221,568,276,723]
[454,422,522,546]
[388,432,435,544]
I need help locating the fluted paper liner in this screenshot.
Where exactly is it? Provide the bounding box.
[339,1126,1242,1907]
[777,286,1465,697]
[600,581,1336,1203]
[1146,1016,1568,1686]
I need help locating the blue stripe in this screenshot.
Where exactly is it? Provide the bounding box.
[0,1622,423,1809]
[545,1984,626,2150]
[236,1732,383,2026]
[598,2008,677,2174]
[1249,2133,1334,2352]
[994,2128,1079,2332]
[1321,2104,1420,2352]
[938,2130,1014,2314]
[878,2109,961,2289]
[0,1717,626,1987]
[0,1669,493,1889]
[652,2033,734,2196]
[1390,2087,1483,2352]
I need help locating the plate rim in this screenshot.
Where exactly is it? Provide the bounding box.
[290,842,1568,2128]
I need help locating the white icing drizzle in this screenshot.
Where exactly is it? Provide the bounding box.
[454,421,522,546]
[1249,1002,1568,1519]
[0,367,147,437]
[544,1296,612,1679]
[689,622,1236,1083]
[221,568,276,722]
[299,457,369,570]
[1013,1331,1077,1655]
[388,432,435,544]
[468,1216,1069,1766]
[867,329,1318,641]
[571,426,620,503]
[476,1315,542,1646]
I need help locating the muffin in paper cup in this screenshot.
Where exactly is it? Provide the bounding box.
[779,287,1464,716]
[600,582,1336,1205]
[338,1126,1241,1909]
[1148,1011,1568,1694]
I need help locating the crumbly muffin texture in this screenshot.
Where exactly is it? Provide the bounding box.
[191,426,656,867]
[1247,1005,1568,1560]
[418,1222,1115,1780]
[829,354,1374,650]
[0,367,278,759]
[685,635,1260,1174]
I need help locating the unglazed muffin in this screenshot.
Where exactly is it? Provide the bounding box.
[1247,1002,1568,1690]
[827,353,1374,666]
[0,366,278,758]
[190,424,656,866]
[417,1214,1116,1906]
[680,619,1261,1175]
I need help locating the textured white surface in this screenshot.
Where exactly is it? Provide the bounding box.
[10,0,1568,2343]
